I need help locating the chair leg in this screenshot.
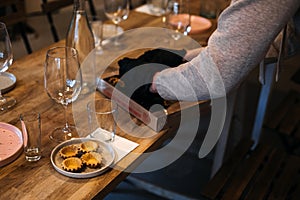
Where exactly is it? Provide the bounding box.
[129,0,133,9]
[251,62,277,147]
[87,0,97,16]
[46,12,59,42]
[19,22,32,54]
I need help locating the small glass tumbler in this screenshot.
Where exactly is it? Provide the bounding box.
[87,98,117,142]
[20,112,42,162]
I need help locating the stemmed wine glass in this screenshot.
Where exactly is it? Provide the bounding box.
[0,22,16,110]
[166,0,190,41]
[44,47,82,142]
[103,0,130,45]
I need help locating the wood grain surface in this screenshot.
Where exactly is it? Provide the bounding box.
[0,1,222,199]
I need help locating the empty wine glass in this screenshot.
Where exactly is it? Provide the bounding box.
[166,0,190,41]
[0,22,16,110]
[44,47,82,142]
[104,0,130,45]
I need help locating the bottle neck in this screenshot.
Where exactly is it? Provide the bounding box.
[73,0,86,12]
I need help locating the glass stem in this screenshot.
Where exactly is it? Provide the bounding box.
[0,89,7,108]
[0,72,3,99]
[114,23,119,45]
[62,104,70,132]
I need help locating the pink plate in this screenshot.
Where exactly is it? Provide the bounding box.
[168,14,212,35]
[189,15,212,34]
[0,122,23,167]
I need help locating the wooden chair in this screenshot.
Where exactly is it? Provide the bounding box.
[41,0,96,42]
[0,0,32,54]
[201,138,300,200]
[209,25,290,175]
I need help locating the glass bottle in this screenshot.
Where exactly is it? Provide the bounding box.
[66,0,95,64]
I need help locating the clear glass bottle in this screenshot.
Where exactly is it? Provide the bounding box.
[66,0,95,64]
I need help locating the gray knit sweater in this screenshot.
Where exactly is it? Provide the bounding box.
[155,0,300,101]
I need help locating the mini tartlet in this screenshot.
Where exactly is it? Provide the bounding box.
[59,145,79,159]
[81,152,102,168]
[61,157,83,172]
[79,141,99,153]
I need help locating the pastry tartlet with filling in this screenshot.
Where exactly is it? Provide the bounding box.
[79,141,99,153]
[81,152,102,168]
[61,157,83,172]
[59,145,79,159]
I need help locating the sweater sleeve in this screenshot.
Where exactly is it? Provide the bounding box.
[155,0,300,101]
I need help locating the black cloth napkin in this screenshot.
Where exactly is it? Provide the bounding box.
[116,48,187,110]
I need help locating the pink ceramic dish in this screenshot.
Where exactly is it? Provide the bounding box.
[0,122,23,167]
[189,15,212,34]
[168,14,212,35]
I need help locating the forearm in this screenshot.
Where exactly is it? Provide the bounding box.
[153,0,300,101]
[183,48,204,61]
[150,48,204,93]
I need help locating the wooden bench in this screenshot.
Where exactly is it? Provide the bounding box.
[201,139,300,200]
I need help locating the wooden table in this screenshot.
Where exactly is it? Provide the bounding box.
[0,2,219,199]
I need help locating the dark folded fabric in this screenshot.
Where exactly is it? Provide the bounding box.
[119,48,187,76]
[116,48,186,110]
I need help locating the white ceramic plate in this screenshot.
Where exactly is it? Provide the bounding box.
[50,138,115,178]
[0,122,23,167]
[0,72,16,94]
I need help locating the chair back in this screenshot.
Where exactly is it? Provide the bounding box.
[0,0,32,54]
[41,0,73,13]
[41,0,96,42]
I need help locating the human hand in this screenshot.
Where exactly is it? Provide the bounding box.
[117,48,186,110]
[150,72,159,93]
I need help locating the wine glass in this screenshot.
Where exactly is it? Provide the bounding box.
[0,22,16,110]
[44,46,82,142]
[166,0,190,41]
[103,0,130,45]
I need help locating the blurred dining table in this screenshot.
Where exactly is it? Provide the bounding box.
[0,1,223,199]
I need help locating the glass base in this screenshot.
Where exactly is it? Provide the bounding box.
[49,125,79,143]
[26,155,41,162]
[25,147,41,162]
[0,96,16,111]
[90,129,115,143]
[108,37,126,50]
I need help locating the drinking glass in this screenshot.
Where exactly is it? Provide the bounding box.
[103,0,130,45]
[44,47,82,142]
[87,98,117,142]
[166,0,191,41]
[20,111,42,162]
[0,22,16,110]
[89,16,103,53]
